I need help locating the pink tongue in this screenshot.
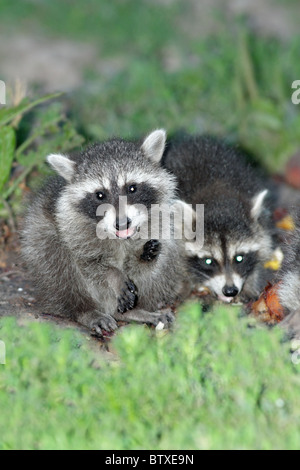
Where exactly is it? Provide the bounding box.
[116,227,135,239]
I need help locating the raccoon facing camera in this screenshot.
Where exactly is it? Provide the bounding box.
[21,130,190,336]
[162,135,279,305]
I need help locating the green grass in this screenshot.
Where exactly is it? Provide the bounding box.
[0,303,299,450]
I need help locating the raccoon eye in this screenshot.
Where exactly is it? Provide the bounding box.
[96,191,105,200]
[205,258,213,265]
[128,184,137,193]
[235,255,244,263]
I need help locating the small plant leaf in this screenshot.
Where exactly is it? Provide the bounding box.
[0,92,62,128]
[0,125,16,193]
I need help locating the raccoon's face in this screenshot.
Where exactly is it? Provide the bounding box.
[85,182,159,240]
[47,129,177,240]
[188,240,260,302]
[186,190,273,303]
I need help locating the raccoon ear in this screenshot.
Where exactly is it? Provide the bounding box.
[251,189,268,220]
[141,129,166,163]
[47,154,76,182]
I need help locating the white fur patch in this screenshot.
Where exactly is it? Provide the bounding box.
[95,201,149,240]
[204,274,227,299]
[63,179,109,201]
[227,232,273,261]
[125,169,173,189]
[47,153,75,182]
[101,177,111,191]
[96,205,117,239]
[117,174,126,188]
[232,273,244,293]
[227,240,261,260]
[203,273,243,303]
[141,129,166,163]
[278,271,300,312]
[185,243,224,264]
[251,189,268,220]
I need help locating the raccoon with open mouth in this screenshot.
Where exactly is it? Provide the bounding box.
[21,130,189,335]
[162,135,278,304]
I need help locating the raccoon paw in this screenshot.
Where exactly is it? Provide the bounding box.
[80,312,118,337]
[90,314,118,336]
[117,280,138,314]
[155,309,175,328]
[140,239,161,262]
[114,307,175,329]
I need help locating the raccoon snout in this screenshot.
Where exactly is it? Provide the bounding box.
[114,217,132,231]
[222,285,239,298]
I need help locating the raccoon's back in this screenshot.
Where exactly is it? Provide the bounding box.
[162,135,267,203]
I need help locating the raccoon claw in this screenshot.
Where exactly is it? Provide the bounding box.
[141,239,161,262]
[91,316,118,336]
[117,280,138,313]
[155,309,175,328]
[83,313,118,337]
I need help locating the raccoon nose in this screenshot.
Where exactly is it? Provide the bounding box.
[115,217,132,231]
[222,285,239,298]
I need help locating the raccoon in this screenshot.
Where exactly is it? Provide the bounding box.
[277,216,300,315]
[162,135,278,304]
[274,216,300,338]
[21,130,189,335]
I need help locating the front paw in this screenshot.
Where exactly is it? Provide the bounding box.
[80,312,118,337]
[155,309,175,329]
[118,280,138,313]
[140,239,161,262]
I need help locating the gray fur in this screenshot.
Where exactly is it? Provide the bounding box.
[276,216,300,338]
[162,135,277,303]
[278,217,300,314]
[21,130,189,335]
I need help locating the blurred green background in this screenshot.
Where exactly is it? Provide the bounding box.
[1,0,300,213]
[2,0,300,167]
[1,0,300,450]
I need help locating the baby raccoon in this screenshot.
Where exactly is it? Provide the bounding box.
[21,130,188,335]
[274,215,300,338]
[277,216,300,315]
[162,135,278,304]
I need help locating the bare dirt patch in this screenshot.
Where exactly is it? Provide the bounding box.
[0,34,97,93]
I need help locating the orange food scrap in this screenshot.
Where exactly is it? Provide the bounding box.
[251,282,286,325]
[276,215,295,232]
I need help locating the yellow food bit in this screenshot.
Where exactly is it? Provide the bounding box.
[264,259,281,271]
[264,248,284,271]
[276,215,295,231]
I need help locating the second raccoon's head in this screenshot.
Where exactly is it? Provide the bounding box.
[185,189,274,303]
[47,129,177,241]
